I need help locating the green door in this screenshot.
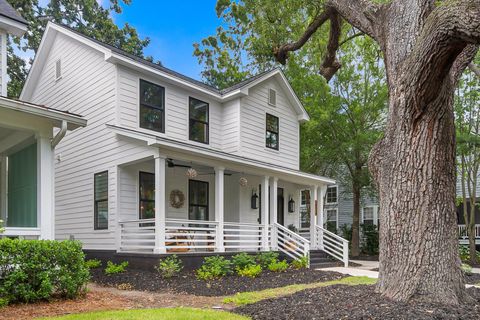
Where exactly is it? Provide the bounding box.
[7,143,37,227]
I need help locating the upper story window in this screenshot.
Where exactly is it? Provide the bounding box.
[266,113,279,150]
[325,186,338,204]
[362,207,375,225]
[55,59,62,81]
[189,97,209,144]
[268,88,277,106]
[94,171,108,230]
[139,79,165,133]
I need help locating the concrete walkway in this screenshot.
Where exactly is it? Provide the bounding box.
[319,266,379,279]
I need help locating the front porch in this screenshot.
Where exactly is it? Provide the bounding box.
[458,224,480,245]
[115,152,349,266]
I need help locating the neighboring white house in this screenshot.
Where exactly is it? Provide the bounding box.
[20,22,348,264]
[0,1,86,240]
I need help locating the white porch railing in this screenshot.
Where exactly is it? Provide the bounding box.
[315,225,349,267]
[165,219,218,252]
[458,224,480,239]
[118,218,156,252]
[272,223,310,264]
[223,222,265,251]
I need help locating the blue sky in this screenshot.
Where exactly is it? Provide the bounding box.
[112,0,220,80]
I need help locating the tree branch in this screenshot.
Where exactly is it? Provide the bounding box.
[273,9,332,65]
[339,31,365,47]
[320,12,342,81]
[469,63,480,78]
[451,45,479,87]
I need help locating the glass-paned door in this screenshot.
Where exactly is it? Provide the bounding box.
[300,190,311,229]
[139,172,155,219]
[189,180,209,221]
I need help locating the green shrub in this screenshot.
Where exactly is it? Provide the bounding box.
[461,263,473,275]
[256,252,279,268]
[291,256,309,269]
[0,219,4,234]
[105,261,129,275]
[85,259,102,269]
[196,256,232,281]
[360,224,379,255]
[155,255,183,278]
[459,245,480,263]
[0,239,90,306]
[268,259,289,272]
[237,264,262,278]
[232,252,256,270]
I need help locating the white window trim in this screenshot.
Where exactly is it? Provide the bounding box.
[268,88,277,106]
[325,185,338,205]
[361,205,379,226]
[55,59,62,81]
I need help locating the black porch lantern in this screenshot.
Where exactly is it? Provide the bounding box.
[251,190,259,209]
[288,197,295,213]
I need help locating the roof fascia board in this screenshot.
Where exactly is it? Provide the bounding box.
[108,124,335,185]
[0,15,27,36]
[0,97,87,129]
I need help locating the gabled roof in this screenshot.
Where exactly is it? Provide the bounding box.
[0,0,28,36]
[21,22,310,122]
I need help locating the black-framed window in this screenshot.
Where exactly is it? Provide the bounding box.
[300,190,311,229]
[266,113,279,150]
[326,186,338,204]
[139,172,155,219]
[189,180,209,221]
[94,171,108,230]
[189,97,209,144]
[139,79,165,133]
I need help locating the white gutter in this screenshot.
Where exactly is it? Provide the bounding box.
[51,120,67,148]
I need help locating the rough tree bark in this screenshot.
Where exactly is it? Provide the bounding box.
[274,0,480,304]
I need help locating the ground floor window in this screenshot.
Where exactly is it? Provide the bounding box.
[362,206,379,226]
[325,208,338,233]
[94,171,108,230]
[139,172,155,219]
[189,180,209,221]
[300,190,310,229]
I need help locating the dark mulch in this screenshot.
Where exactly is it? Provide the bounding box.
[466,272,480,285]
[235,284,480,320]
[90,268,345,297]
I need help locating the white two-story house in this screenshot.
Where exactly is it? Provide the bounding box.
[20,22,348,265]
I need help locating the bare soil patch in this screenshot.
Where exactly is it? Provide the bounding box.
[235,284,480,320]
[90,268,345,297]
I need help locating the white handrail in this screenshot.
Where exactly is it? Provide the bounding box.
[315,225,349,267]
[272,223,310,267]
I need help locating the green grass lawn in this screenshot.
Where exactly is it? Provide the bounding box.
[40,308,249,320]
[223,276,377,305]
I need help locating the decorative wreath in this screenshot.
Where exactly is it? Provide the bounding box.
[169,189,185,209]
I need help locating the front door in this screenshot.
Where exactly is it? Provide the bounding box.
[189,180,209,221]
[277,188,285,226]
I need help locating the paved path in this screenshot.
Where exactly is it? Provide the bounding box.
[319,266,379,279]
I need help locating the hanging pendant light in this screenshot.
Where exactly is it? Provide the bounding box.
[239,177,248,187]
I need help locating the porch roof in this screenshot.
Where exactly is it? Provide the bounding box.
[107,124,335,186]
[0,96,86,130]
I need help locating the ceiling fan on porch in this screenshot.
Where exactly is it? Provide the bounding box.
[166,159,191,168]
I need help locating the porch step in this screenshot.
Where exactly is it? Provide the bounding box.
[309,250,339,268]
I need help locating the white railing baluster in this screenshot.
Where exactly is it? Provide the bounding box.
[315,225,349,267]
[272,223,310,266]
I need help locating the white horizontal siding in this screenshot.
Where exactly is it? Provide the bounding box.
[240,78,300,170]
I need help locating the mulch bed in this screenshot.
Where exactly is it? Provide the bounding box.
[466,272,480,285]
[90,268,345,296]
[235,284,480,320]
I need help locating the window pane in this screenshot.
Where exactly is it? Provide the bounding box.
[189,180,208,205]
[189,120,209,143]
[300,190,310,228]
[189,206,208,221]
[189,98,209,122]
[363,207,374,220]
[95,201,108,229]
[266,131,278,149]
[140,105,164,132]
[140,80,164,108]
[140,201,155,220]
[140,173,155,201]
[94,171,108,230]
[266,114,278,132]
[326,186,337,203]
[327,210,337,221]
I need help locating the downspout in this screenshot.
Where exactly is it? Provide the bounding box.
[51,120,67,148]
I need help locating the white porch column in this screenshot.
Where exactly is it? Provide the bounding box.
[154,154,166,253]
[38,135,55,240]
[261,175,270,250]
[317,185,327,228]
[309,185,318,248]
[269,177,278,224]
[215,166,225,252]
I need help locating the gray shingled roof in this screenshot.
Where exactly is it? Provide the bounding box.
[52,22,279,96]
[0,0,28,25]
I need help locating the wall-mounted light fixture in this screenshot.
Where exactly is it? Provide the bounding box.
[251,189,259,209]
[288,197,295,213]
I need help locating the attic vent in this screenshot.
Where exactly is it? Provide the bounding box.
[55,59,62,81]
[268,88,276,106]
